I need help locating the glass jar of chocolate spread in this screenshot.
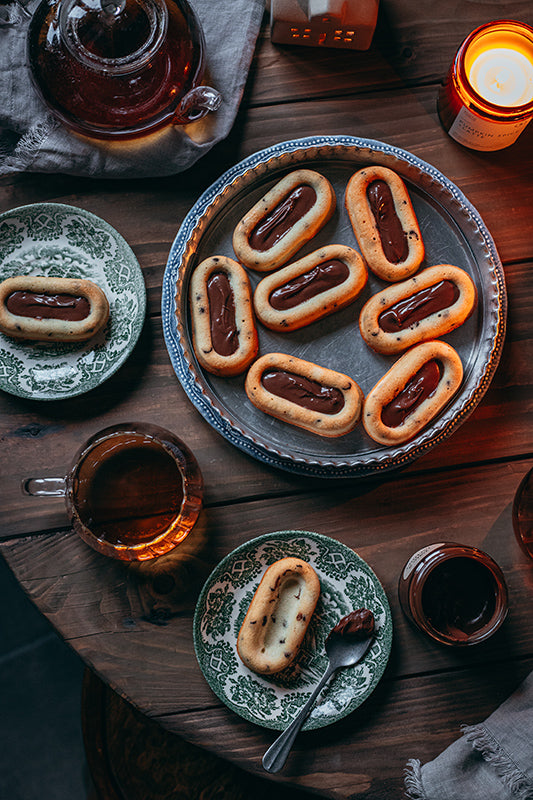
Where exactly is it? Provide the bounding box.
[398,543,508,646]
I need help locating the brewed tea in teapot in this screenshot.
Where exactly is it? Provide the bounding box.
[28,0,220,139]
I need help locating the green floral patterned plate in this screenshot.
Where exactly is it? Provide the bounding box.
[0,203,146,400]
[193,530,393,731]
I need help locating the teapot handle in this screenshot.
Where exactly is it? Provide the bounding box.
[173,85,221,125]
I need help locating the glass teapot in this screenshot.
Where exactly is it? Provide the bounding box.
[28,0,221,139]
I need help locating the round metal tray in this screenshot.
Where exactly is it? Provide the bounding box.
[162,136,506,477]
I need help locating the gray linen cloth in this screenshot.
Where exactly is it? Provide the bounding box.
[0,0,265,177]
[405,670,533,800]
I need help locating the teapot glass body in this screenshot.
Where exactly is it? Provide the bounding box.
[28,0,220,139]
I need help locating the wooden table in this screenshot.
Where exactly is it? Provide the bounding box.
[1,2,533,797]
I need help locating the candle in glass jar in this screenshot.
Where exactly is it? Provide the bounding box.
[438,20,533,151]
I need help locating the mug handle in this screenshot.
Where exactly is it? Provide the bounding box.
[22,476,67,497]
[172,85,221,124]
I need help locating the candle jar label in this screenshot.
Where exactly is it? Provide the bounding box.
[448,105,531,150]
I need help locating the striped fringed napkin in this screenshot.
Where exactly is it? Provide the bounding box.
[404,671,533,800]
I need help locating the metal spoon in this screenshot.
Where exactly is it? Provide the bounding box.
[262,614,374,774]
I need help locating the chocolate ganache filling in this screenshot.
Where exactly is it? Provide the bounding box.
[328,608,375,642]
[6,291,90,321]
[379,280,460,333]
[261,369,345,414]
[367,179,409,264]
[249,184,317,252]
[206,271,239,356]
[421,557,497,640]
[269,259,349,310]
[381,359,442,428]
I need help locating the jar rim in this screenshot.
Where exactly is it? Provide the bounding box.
[406,543,509,646]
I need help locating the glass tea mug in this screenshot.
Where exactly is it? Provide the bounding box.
[23,422,204,561]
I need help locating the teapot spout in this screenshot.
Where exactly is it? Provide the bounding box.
[173,86,221,124]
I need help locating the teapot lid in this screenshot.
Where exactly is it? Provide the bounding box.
[59,0,168,73]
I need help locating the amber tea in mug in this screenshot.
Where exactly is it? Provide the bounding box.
[24,423,203,561]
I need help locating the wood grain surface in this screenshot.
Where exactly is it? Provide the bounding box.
[1,1,533,797]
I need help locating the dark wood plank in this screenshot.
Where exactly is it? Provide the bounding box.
[2,249,531,536]
[2,457,531,701]
[1,6,532,797]
[2,452,532,798]
[149,658,533,799]
[2,92,533,267]
[1,89,533,539]
[250,1,533,105]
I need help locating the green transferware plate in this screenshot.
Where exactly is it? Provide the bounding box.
[193,530,393,731]
[0,203,146,400]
